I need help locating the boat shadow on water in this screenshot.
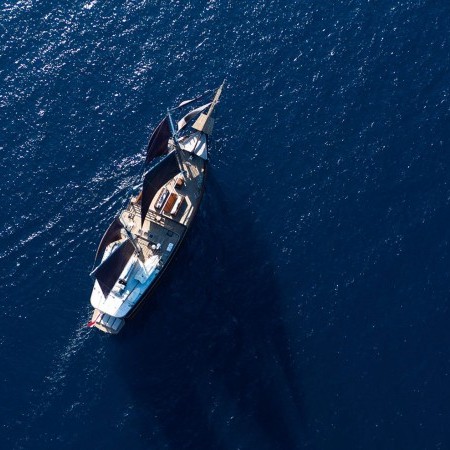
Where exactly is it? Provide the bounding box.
[113,171,307,450]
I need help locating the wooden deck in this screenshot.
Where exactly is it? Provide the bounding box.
[122,150,205,265]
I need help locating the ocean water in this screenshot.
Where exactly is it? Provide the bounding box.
[1,0,450,448]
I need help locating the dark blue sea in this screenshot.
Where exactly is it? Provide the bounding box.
[1,0,450,448]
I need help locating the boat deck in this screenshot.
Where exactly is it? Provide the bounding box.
[123,150,205,264]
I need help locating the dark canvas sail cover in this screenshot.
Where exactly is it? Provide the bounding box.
[94,216,123,266]
[145,117,171,165]
[141,151,180,226]
[92,239,135,298]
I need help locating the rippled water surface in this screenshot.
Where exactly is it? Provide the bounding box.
[1,1,450,449]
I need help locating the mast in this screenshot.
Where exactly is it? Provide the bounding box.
[167,108,185,173]
[119,216,143,261]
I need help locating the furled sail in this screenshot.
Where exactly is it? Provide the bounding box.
[175,92,210,109]
[177,102,212,131]
[145,117,171,165]
[94,216,123,266]
[92,239,135,298]
[140,150,181,226]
